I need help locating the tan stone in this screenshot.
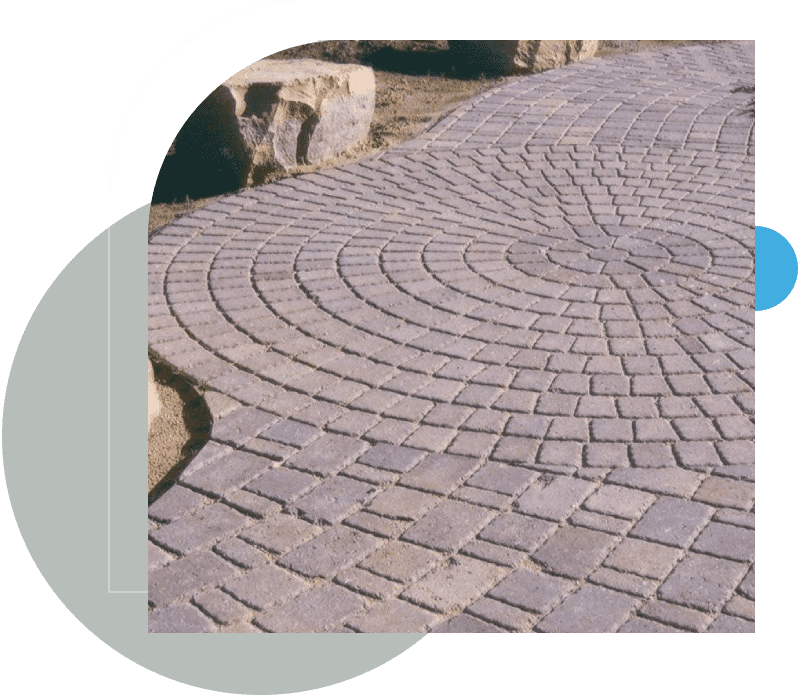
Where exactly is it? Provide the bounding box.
[148,357,161,433]
[449,40,598,75]
[175,59,375,189]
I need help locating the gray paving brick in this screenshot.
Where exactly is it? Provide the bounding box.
[149,603,218,633]
[365,486,440,521]
[569,509,633,534]
[193,588,253,625]
[148,542,174,570]
[430,614,505,632]
[694,394,744,417]
[535,393,579,416]
[715,415,755,440]
[332,566,400,600]
[491,435,540,464]
[259,419,323,447]
[514,474,596,521]
[691,521,755,562]
[589,562,659,597]
[629,442,677,467]
[724,594,756,621]
[177,440,235,480]
[148,485,210,523]
[213,537,270,569]
[284,433,368,476]
[466,596,539,631]
[254,584,368,633]
[658,552,749,611]
[547,417,590,440]
[537,584,638,633]
[583,484,655,519]
[463,529,533,562]
[401,499,494,552]
[606,467,705,497]
[672,417,719,440]
[150,503,249,555]
[399,452,481,494]
[222,489,282,519]
[617,396,659,418]
[505,413,552,437]
[244,467,320,503]
[537,441,583,468]
[617,617,682,633]
[211,407,278,446]
[692,475,754,510]
[453,484,510,509]
[533,526,618,579]
[382,396,435,423]
[356,443,428,473]
[359,540,442,583]
[714,508,755,530]
[658,396,702,418]
[327,410,383,437]
[603,537,683,580]
[401,555,508,613]
[346,598,436,632]
[739,566,755,600]
[590,374,631,397]
[149,550,238,607]
[292,476,377,524]
[182,450,275,497]
[488,568,574,613]
[238,513,321,554]
[673,441,724,469]
[400,424,456,452]
[630,497,713,548]
[447,431,500,458]
[591,419,633,442]
[222,564,308,610]
[466,461,538,495]
[278,525,382,579]
[631,375,671,396]
[576,396,617,417]
[583,443,629,468]
[716,440,755,466]
[639,598,713,632]
[245,437,297,462]
[707,614,754,632]
[477,512,556,552]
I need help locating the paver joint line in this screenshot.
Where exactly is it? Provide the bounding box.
[149,42,754,633]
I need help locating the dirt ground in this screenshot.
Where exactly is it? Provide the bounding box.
[147,40,711,501]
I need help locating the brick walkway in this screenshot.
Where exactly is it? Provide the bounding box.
[148,41,754,633]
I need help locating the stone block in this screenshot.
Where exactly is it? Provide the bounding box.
[449,41,599,75]
[167,59,375,194]
[147,357,161,433]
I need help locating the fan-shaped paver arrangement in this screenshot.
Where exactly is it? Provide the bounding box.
[148,41,754,633]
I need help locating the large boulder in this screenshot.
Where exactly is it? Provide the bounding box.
[148,358,161,433]
[162,59,375,197]
[449,40,598,75]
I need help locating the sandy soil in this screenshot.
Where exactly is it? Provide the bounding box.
[147,40,711,501]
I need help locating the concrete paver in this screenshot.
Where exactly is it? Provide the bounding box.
[149,41,755,632]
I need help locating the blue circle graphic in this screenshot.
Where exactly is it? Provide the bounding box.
[756,226,798,311]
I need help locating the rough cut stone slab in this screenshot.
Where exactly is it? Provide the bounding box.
[148,358,161,433]
[449,40,599,75]
[177,59,375,188]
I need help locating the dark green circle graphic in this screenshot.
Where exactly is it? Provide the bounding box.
[2,205,422,694]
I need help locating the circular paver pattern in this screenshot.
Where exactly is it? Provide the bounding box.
[148,41,754,633]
